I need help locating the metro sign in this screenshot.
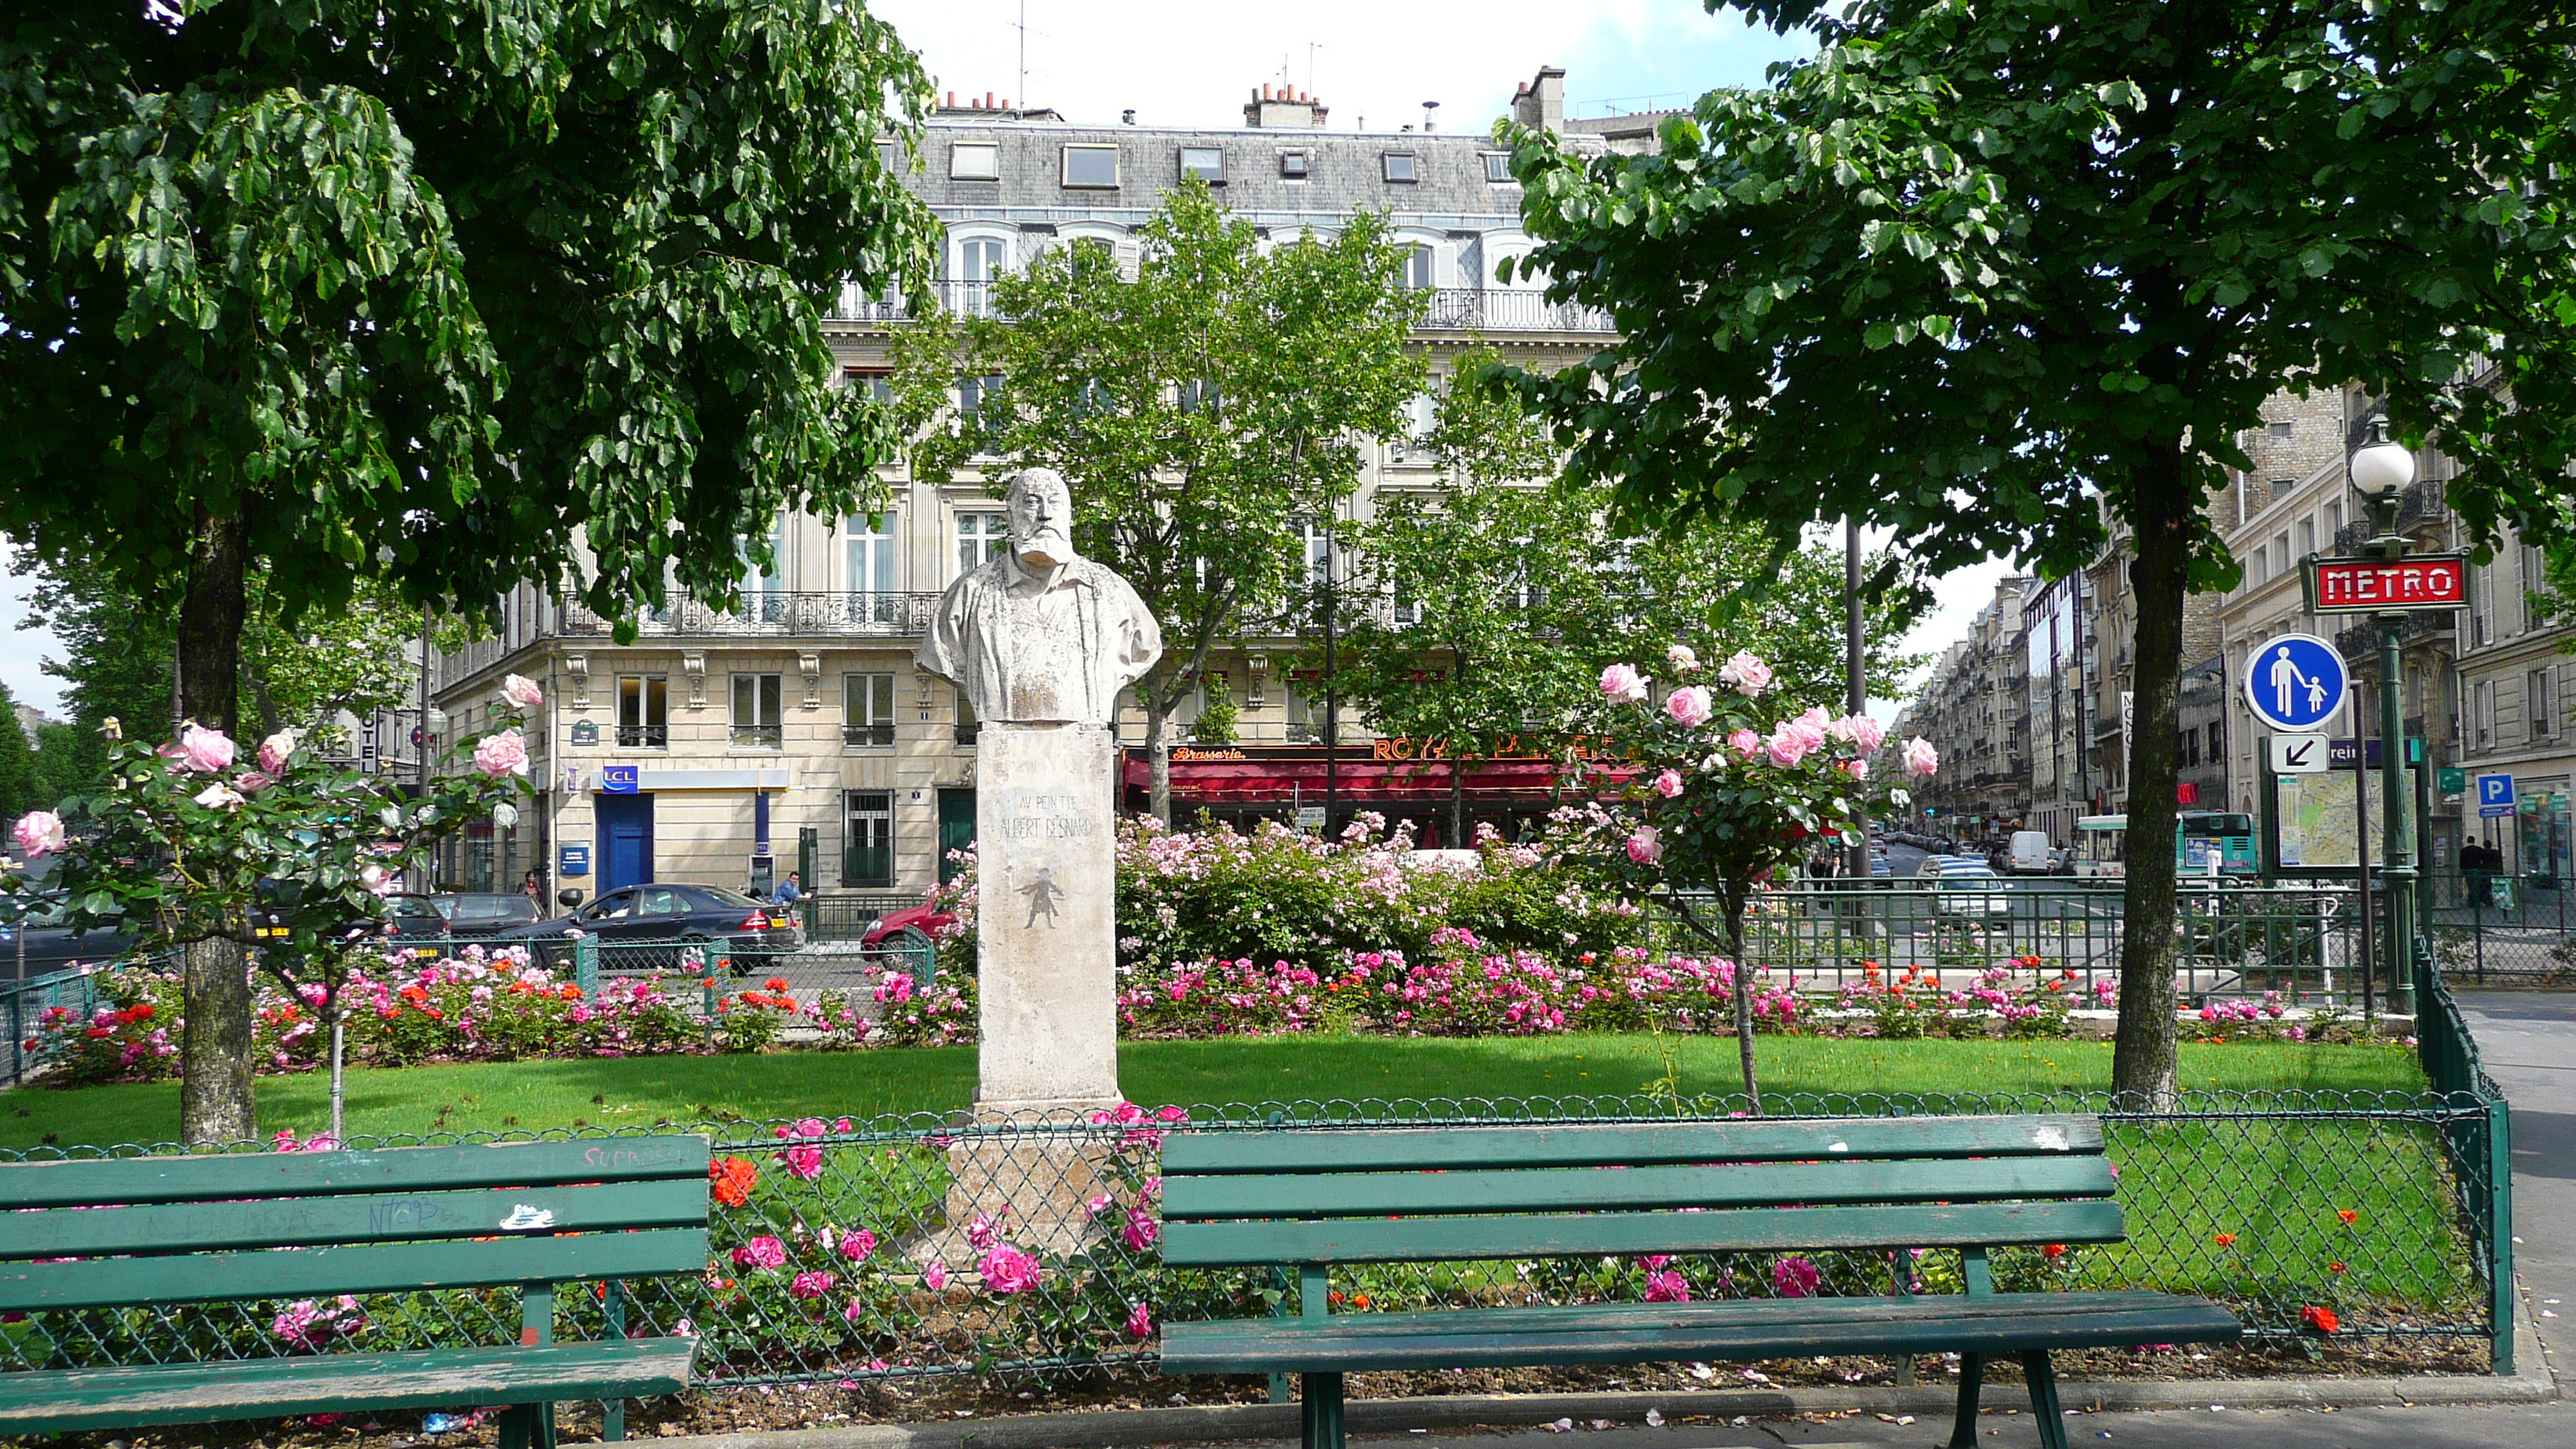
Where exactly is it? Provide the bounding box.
[2302,552,2468,614]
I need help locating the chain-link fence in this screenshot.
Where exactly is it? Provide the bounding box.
[0,1078,2509,1392]
[1649,882,2373,1003]
[2,965,101,1089]
[2426,869,2576,981]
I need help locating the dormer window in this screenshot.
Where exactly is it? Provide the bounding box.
[1180,146,1224,183]
[1382,152,1418,183]
[1280,149,1310,180]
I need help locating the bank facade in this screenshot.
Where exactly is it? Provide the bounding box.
[429,68,1618,900]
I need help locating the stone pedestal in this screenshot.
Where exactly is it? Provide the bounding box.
[972,721,1122,1116]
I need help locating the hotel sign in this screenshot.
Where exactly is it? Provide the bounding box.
[2302,553,2467,614]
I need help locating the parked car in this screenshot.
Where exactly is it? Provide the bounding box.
[433,892,545,939]
[0,894,134,980]
[862,903,954,971]
[498,883,802,972]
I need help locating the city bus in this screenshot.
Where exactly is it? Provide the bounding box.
[2072,813,2259,879]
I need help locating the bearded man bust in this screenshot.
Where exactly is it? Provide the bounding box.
[915,467,1163,725]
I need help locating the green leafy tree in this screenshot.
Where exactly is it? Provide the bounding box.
[0,680,40,822]
[889,182,1427,820]
[1498,0,2576,1104]
[1190,671,1241,745]
[1,0,937,1142]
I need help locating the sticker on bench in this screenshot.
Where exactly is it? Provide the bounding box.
[1827,1142,1847,1153]
[2033,1126,2069,1151]
[498,1204,557,1231]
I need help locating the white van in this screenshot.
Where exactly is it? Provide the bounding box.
[2007,830,2056,875]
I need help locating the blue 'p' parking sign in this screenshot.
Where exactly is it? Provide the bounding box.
[2242,632,2348,732]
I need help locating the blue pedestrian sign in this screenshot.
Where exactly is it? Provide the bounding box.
[2242,632,2348,732]
[2478,772,2517,820]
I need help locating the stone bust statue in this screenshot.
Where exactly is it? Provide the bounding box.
[916,468,1163,726]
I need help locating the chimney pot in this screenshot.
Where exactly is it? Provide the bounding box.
[946,91,955,107]
[1263,83,1273,100]
[984,91,995,108]
[1002,98,1010,111]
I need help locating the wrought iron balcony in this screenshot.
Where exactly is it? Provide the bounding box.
[557,591,943,639]
[827,281,1618,334]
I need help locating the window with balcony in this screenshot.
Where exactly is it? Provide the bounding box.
[954,237,1006,316]
[617,676,668,748]
[731,673,783,748]
[735,513,786,622]
[1180,146,1223,183]
[844,513,899,623]
[844,672,896,747]
[1301,521,1333,588]
[957,512,1010,575]
[2531,667,2554,740]
[1063,143,1119,188]
[844,790,894,888]
[1399,243,1437,290]
[950,142,999,180]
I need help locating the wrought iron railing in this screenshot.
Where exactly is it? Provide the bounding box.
[557,591,944,639]
[827,281,1618,334]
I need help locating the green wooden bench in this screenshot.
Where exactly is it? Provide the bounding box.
[1157,1113,2240,1449]
[0,1136,712,1445]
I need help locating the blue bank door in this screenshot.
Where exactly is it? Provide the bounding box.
[596,793,656,892]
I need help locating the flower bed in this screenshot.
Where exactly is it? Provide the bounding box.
[21,947,794,1085]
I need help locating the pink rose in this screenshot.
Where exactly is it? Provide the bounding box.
[1126,1300,1155,1338]
[1653,769,1685,799]
[359,865,397,896]
[1903,737,1941,779]
[257,731,295,775]
[174,723,236,773]
[12,810,64,859]
[923,1261,951,1290]
[1727,728,1762,757]
[1644,1269,1690,1303]
[730,1235,788,1270]
[1764,718,1826,769]
[790,1270,838,1300]
[1626,824,1662,865]
[1598,663,1649,704]
[1841,759,1870,779]
[978,1245,1041,1295]
[1663,685,1713,728]
[502,674,545,711]
[235,771,274,794]
[1665,644,1701,674]
[193,782,245,810]
[839,1228,879,1262]
[778,1145,824,1180]
[1773,1255,1821,1298]
[1716,652,1773,697]
[1828,714,1886,752]
[473,729,529,778]
[1122,1208,1160,1252]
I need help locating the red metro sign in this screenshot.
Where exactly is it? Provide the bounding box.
[2303,553,2468,614]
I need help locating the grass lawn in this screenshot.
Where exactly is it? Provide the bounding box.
[0,1033,2426,1150]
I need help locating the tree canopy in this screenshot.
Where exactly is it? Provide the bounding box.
[888,182,1427,820]
[1498,0,2576,1101]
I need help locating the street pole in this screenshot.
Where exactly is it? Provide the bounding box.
[1844,518,1868,881]
[2377,601,2417,1016]
[1322,520,1338,834]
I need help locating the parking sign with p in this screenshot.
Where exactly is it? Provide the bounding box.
[2478,772,2517,819]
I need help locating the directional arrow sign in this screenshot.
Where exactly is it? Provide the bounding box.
[2269,733,2328,775]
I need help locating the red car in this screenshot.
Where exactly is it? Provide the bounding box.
[860,903,952,971]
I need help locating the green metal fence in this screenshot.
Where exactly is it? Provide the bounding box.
[1649,881,2373,1003]
[0,1082,2508,1392]
[2,966,104,1089]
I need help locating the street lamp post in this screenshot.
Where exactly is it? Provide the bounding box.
[2350,416,2420,1016]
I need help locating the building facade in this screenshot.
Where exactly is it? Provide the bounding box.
[430,67,1618,900]
[1900,575,2033,835]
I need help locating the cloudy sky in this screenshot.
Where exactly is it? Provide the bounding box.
[0,0,2011,718]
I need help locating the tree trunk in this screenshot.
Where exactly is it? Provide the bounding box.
[176,508,256,1146]
[2111,447,2189,1110]
[1146,692,1173,827]
[1724,892,1761,1116]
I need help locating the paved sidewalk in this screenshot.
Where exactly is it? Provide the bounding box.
[1358,1399,2576,1448]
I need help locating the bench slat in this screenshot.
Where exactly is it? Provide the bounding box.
[1160,1199,2123,1266]
[1162,1153,2113,1221]
[0,1338,697,1431]
[1157,1291,2242,1374]
[6,1178,708,1260]
[0,1228,709,1314]
[0,1136,711,1209]
[1160,1115,2102,1175]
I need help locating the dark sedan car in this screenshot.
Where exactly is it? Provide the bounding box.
[497,882,801,973]
[2,895,135,981]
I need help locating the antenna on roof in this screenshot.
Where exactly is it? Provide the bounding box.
[1015,0,1029,118]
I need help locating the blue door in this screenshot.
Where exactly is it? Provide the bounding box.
[596,793,656,892]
